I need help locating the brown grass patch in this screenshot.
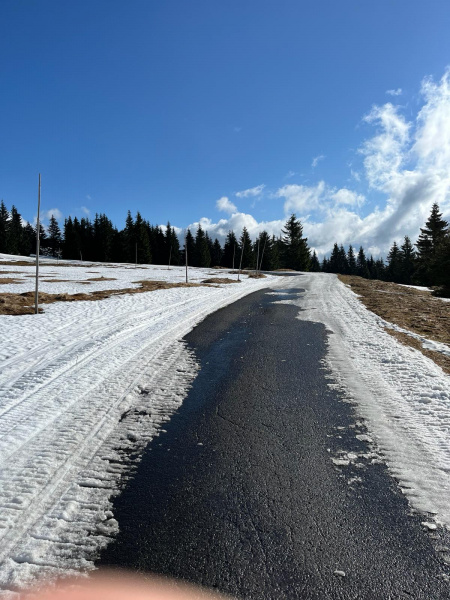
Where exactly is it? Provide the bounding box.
[339,275,450,374]
[0,279,205,316]
[86,276,117,281]
[0,278,24,284]
[246,272,267,279]
[202,277,239,284]
[0,270,27,274]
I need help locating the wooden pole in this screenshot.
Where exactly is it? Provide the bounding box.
[34,174,41,314]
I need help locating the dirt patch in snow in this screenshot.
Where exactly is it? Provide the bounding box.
[202,277,239,284]
[246,271,267,279]
[0,280,204,315]
[339,275,450,374]
[0,278,25,284]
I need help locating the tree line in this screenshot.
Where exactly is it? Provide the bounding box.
[313,203,450,296]
[0,204,310,272]
[0,200,448,295]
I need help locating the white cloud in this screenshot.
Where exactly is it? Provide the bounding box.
[81,206,90,216]
[216,196,237,214]
[276,182,326,214]
[330,188,365,207]
[235,184,266,198]
[311,154,325,168]
[185,212,285,244]
[386,88,403,96]
[285,170,296,178]
[43,208,63,221]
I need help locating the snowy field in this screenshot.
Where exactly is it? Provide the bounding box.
[275,274,450,531]
[0,255,275,596]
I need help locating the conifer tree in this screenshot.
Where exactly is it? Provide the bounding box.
[7,206,23,255]
[399,236,415,284]
[211,238,223,267]
[434,231,450,297]
[280,214,310,271]
[415,203,448,285]
[183,229,196,266]
[21,223,36,256]
[310,250,321,272]
[223,231,238,268]
[356,246,370,278]
[0,201,8,253]
[193,225,211,267]
[239,227,254,269]
[63,217,77,259]
[347,245,356,275]
[47,214,62,255]
[135,212,151,264]
[386,241,402,282]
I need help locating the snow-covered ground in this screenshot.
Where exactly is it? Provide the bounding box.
[0,256,275,595]
[275,273,450,529]
[1,258,450,594]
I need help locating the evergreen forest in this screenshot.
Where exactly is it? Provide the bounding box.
[0,201,449,296]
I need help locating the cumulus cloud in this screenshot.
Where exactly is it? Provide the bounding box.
[311,154,325,168]
[216,196,237,214]
[386,88,403,96]
[235,184,265,198]
[43,208,63,221]
[277,182,326,214]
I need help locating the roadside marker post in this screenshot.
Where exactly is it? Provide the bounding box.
[237,239,245,282]
[34,174,41,315]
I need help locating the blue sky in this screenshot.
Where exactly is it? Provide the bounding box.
[1,0,450,255]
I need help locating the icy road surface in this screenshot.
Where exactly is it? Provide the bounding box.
[277,273,450,528]
[0,258,274,595]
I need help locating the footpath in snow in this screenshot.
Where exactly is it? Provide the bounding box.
[276,273,450,533]
[0,256,275,595]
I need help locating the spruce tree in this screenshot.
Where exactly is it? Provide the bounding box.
[280,214,310,271]
[47,214,62,255]
[135,212,151,264]
[21,223,36,256]
[183,229,196,266]
[415,203,448,285]
[386,241,402,282]
[238,227,254,269]
[223,231,238,268]
[356,246,370,278]
[194,225,211,267]
[347,245,357,275]
[7,206,23,255]
[434,231,450,297]
[399,236,415,284]
[211,239,223,267]
[310,250,321,272]
[0,201,8,253]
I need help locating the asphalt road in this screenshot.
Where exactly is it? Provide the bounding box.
[98,278,449,599]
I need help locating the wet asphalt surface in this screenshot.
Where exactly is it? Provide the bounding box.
[98,279,449,599]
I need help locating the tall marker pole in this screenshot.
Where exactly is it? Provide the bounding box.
[34,174,41,314]
[185,234,188,283]
[237,239,245,282]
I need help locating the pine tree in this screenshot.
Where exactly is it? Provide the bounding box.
[7,206,23,255]
[310,250,321,272]
[238,227,253,269]
[356,246,370,278]
[347,245,357,275]
[223,231,238,268]
[193,225,211,268]
[386,241,402,282]
[211,239,223,267]
[415,203,448,285]
[328,243,340,273]
[21,223,36,256]
[63,217,77,259]
[434,231,450,297]
[183,229,196,266]
[0,201,8,253]
[399,236,415,284]
[47,214,62,255]
[135,212,151,264]
[280,214,310,271]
